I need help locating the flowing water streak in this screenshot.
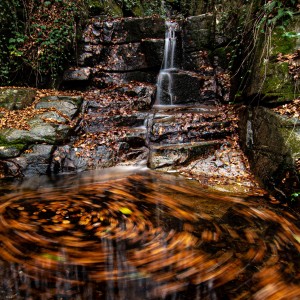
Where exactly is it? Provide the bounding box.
[156,21,178,105]
[1,169,300,299]
[163,21,177,70]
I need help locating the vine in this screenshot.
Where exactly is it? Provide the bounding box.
[0,0,87,87]
[216,0,299,101]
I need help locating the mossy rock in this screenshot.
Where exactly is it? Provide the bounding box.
[239,106,300,201]
[270,23,300,56]
[0,144,26,158]
[260,61,298,102]
[87,0,123,17]
[0,88,36,110]
[245,15,300,103]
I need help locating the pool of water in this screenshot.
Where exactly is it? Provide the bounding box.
[0,167,300,300]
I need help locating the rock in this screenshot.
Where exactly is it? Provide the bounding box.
[0,159,25,178]
[91,71,158,88]
[245,15,300,103]
[0,94,82,147]
[1,144,54,177]
[21,145,54,176]
[122,84,155,110]
[51,145,116,173]
[148,141,220,169]
[84,16,165,45]
[63,68,91,81]
[183,14,214,52]
[239,106,300,200]
[141,39,165,68]
[88,0,123,17]
[35,95,83,119]
[157,70,216,104]
[78,45,104,66]
[0,88,36,110]
[182,50,213,73]
[0,145,24,158]
[98,43,148,71]
[0,125,57,145]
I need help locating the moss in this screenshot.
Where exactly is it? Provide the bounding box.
[271,25,298,56]
[131,4,144,17]
[279,127,300,156]
[246,15,300,103]
[0,143,25,150]
[87,0,123,17]
[259,61,300,101]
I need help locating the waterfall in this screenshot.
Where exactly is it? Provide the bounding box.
[156,21,178,105]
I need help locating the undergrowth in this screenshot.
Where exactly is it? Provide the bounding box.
[0,0,87,87]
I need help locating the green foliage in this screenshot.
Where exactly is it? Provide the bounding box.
[86,0,207,17]
[0,0,87,87]
[290,191,300,202]
[258,0,296,32]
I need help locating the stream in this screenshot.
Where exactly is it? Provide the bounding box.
[0,166,300,299]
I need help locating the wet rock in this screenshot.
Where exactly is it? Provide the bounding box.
[182,51,213,74]
[157,70,216,104]
[91,71,157,88]
[98,43,148,71]
[0,159,24,178]
[141,39,164,67]
[1,145,54,177]
[20,145,54,176]
[122,85,155,110]
[0,88,36,110]
[51,145,116,173]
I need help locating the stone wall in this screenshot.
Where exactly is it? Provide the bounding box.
[239,106,300,201]
[62,14,231,104]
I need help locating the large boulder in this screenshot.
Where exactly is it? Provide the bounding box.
[0,93,83,178]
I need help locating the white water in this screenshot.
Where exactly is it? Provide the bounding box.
[156,21,178,105]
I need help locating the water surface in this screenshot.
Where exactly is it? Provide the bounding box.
[0,167,300,299]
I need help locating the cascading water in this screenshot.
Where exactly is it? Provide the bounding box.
[156,21,178,105]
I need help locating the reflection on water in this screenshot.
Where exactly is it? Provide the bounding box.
[0,167,300,300]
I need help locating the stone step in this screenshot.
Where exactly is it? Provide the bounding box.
[149,120,233,144]
[82,112,148,133]
[148,105,235,145]
[148,141,222,169]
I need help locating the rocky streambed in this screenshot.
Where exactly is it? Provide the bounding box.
[0,84,261,196]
